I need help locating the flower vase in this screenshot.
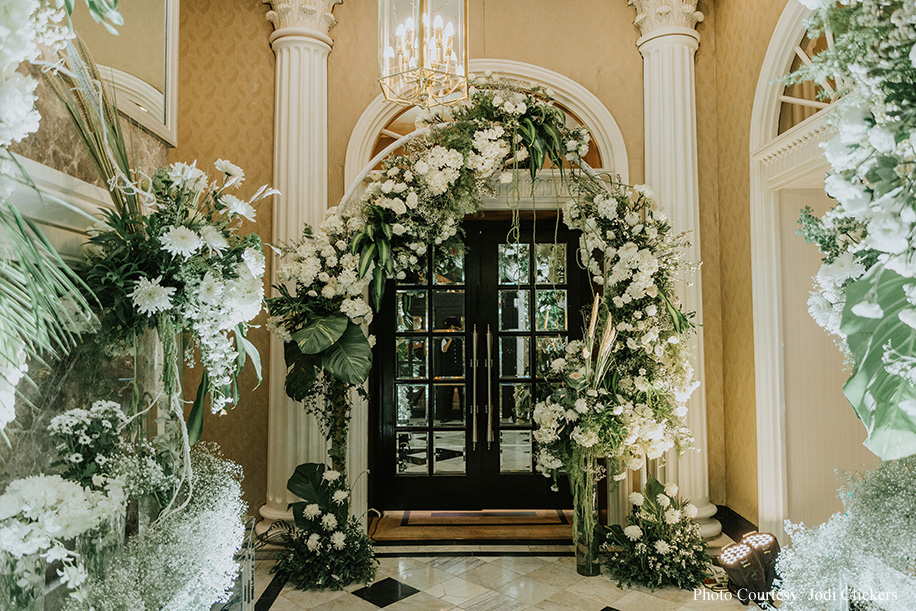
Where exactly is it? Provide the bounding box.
[570,447,601,577]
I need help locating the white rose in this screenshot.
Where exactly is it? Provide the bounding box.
[868,125,896,154]
[392,223,407,236]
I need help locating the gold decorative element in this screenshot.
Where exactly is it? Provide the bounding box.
[264,0,342,35]
[627,0,704,36]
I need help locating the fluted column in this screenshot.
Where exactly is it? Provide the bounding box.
[258,0,342,535]
[628,0,721,538]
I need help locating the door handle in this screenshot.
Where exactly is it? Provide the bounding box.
[472,325,478,451]
[486,325,494,450]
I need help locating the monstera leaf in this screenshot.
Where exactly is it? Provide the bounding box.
[841,263,916,460]
[284,341,320,401]
[321,322,373,385]
[287,462,334,529]
[291,314,348,355]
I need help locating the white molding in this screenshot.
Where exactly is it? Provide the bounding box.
[344,58,629,187]
[5,155,112,261]
[749,1,836,542]
[627,0,704,36]
[97,0,179,146]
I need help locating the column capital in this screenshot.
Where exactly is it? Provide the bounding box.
[263,0,342,35]
[627,0,704,37]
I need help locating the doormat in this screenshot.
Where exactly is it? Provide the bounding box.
[369,509,574,544]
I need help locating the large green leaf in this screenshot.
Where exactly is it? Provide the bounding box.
[321,323,373,385]
[284,341,320,401]
[187,370,208,445]
[841,263,916,460]
[287,462,332,508]
[291,314,348,355]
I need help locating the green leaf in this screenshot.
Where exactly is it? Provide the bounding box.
[287,462,332,508]
[358,242,378,279]
[841,263,916,460]
[284,341,320,401]
[372,263,387,310]
[378,238,392,274]
[187,371,208,445]
[291,315,348,355]
[321,323,373,385]
[236,326,262,386]
[350,231,365,255]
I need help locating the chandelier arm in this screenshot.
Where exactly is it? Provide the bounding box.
[338,123,450,213]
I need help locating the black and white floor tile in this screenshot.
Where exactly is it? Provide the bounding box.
[253,550,745,610]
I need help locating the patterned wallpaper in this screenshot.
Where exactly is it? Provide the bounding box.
[169,0,276,515]
[714,0,793,524]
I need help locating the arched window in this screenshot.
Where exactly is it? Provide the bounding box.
[777,31,840,134]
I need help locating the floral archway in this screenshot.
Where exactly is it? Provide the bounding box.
[267,74,704,581]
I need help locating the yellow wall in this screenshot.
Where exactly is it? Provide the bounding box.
[169,0,276,514]
[164,0,813,521]
[713,0,792,524]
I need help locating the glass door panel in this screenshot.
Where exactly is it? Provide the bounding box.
[373,221,585,509]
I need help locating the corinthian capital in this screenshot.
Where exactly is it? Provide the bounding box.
[264,0,342,34]
[627,0,704,36]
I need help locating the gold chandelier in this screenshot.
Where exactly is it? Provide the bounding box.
[378,0,469,108]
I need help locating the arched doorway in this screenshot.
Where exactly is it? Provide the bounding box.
[343,60,630,526]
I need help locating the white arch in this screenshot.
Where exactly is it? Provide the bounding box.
[344,58,629,186]
[749,1,816,541]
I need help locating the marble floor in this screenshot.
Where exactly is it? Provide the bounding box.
[252,550,747,610]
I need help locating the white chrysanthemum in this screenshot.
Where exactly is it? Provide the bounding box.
[321,513,338,530]
[664,483,678,497]
[303,503,321,519]
[223,194,256,222]
[242,247,265,277]
[214,158,245,187]
[623,525,643,540]
[656,493,671,508]
[332,490,349,505]
[160,225,202,258]
[323,470,341,482]
[629,492,644,506]
[199,225,229,252]
[330,531,346,550]
[197,272,222,304]
[306,533,321,551]
[683,503,698,519]
[128,276,176,316]
[654,540,671,554]
[664,508,681,524]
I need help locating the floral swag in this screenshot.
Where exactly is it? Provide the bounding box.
[268,73,700,496]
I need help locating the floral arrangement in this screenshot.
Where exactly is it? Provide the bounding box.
[84,161,270,423]
[64,443,248,611]
[272,463,377,591]
[775,457,916,609]
[48,400,128,487]
[535,185,698,479]
[602,476,708,590]
[0,473,126,607]
[788,0,916,459]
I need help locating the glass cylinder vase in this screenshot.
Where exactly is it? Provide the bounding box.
[569,447,601,577]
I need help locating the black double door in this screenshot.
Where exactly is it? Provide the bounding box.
[371,220,587,510]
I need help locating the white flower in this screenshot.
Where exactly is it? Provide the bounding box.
[129,276,176,316]
[654,540,671,554]
[851,300,883,319]
[499,171,514,184]
[623,525,643,540]
[330,531,346,550]
[824,174,871,214]
[306,533,321,551]
[656,493,671,508]
[868,126,896,154]
[683,504,698,519]
[68,453,83,463]
[664,483,678,497]
[199,225,229,252]
[167,161,208,192]
[664,508,681,524]
[332,490,349,505]
[321,513,338,530]
[214,159,245,186]
[303,504,321,519]
[223,194,256,221]
[899,309,916,330]
[629,492,644,506]
[160,225,202,258]
[242,247,266,277]
[198,272,223,304]
[323,470,341,482]
[392,223,407,236]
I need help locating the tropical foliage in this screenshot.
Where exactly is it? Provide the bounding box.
[789,0,916,460]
